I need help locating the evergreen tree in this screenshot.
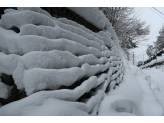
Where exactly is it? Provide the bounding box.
[156,25,164,51]
[146,45,155,58]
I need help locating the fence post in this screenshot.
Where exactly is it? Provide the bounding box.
[156,44,157,69]
[143,54,145,65]
[128,52,129,61]
[133,52,134,65]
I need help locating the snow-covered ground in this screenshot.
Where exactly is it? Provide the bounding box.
[98,59,164,116]
[1,57,164,115]
[1,7,164,116]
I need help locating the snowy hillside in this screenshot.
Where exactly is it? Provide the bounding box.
[0,7,125,115]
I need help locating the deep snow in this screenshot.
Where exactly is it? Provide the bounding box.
[1,7,163,116]
[2,57,164,115]
[0,7,125,116]
[98,59,164,116]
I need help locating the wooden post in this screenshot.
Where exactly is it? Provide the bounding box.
[156,44,157,69]
[128,52,129,61]
[143,54,145,65]
[133,52,134,65]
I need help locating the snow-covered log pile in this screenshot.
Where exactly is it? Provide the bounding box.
[0,7,125,115]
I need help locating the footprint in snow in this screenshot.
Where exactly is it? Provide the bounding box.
[111,99,139,115]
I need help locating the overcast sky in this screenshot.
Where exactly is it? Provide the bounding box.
[130,7,164,64]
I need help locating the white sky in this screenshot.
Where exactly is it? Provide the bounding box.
[130,7,164,64]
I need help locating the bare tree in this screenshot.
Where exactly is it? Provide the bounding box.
[99,7,150,53]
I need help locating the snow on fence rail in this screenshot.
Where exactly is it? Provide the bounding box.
[0,7,125,115]
[139,49,164,69]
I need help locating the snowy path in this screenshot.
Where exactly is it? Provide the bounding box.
[143,68,164,94]
[143,68,164,115]
[98,59,164,116]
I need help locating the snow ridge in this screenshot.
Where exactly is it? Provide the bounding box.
[0,7,124,116]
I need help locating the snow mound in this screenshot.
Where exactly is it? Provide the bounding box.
[0,86,105,116]
[16,62,110,94]
[0,7,124,116]
[0,96,89,116]
[4,9,18,14]
[1,10,55,29]
[0,27,102,57]
[66,7,107,29]
[20,24,103,51]
[57,17,105,45]
[0,82,12,99]
[17,7,52,18]
[0,52,20,75]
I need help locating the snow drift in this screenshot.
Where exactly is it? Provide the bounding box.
[0,7,124,116]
